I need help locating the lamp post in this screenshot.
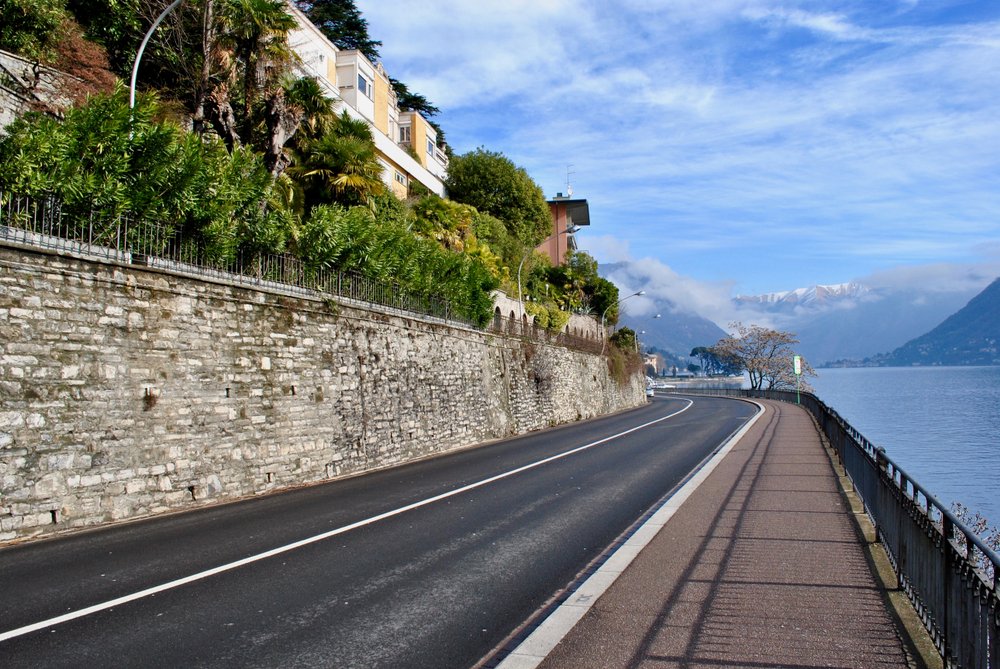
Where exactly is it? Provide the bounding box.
[129,0,184,109]
[516,249,533,311]
[601,290,645,355]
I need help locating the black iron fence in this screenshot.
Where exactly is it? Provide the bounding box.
[0,191,608,355]
[0,191,466,324]
[672,386,999,668]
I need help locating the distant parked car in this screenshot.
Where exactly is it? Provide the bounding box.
[646,387,655,398]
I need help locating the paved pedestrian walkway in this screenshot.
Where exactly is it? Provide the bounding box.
[502,399,924,669]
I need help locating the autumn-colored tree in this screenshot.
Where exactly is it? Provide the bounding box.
[713,322,815,390]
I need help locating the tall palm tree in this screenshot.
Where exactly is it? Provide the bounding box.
[221,0,296,120]
[290,110,385,211]
[285,75,337,142]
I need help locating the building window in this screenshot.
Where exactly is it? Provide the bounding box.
[427,138,435,155]
[399,126,411,144]
[357,73,372,99]
[395,171,407,185]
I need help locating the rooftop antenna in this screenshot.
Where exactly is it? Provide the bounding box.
[566,164,575,197]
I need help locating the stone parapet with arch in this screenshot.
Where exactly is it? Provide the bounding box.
[490,291,602,342]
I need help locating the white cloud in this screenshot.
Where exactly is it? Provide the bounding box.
[582,234,633,264]
[742,7,867,40]
[600,254,743,325]
[859,261,1000,294]
[357,0,1000,294]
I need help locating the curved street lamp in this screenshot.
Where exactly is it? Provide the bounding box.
[129,0,184,109]
[600,290,645,355]
[516,248,533,311]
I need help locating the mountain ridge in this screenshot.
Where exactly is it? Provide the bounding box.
[598,259,987,366]
[879,277,1000,366]
[735,282,871,308]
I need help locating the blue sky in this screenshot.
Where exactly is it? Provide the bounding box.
[357,0,1000,302]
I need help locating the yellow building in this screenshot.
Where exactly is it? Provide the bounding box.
[398,111,448,181]
[285,3,446,198]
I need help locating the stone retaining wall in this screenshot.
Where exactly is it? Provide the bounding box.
[0,244,644,543]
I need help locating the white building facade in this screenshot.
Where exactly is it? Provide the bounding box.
[285,3,447,197]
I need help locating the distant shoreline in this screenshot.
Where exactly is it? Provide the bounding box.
[819,361,1000,369]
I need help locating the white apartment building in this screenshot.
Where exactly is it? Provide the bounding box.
[285,3,448,198]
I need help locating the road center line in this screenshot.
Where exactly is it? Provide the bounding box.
[0,400,693,643]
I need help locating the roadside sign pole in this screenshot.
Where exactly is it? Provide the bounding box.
[793,355,802,404]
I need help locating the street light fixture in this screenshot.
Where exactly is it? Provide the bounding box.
[130,0,183,109]
[516,248,534,312]
[600,290,645,355]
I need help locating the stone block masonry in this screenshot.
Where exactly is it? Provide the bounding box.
[0,245,644,543]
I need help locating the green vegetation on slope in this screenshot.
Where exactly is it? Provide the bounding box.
[0,0,618,335]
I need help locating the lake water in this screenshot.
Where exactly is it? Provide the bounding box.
[810,366,1000,526]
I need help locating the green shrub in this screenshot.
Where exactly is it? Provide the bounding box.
[525,301,549,329]
[547,306,570,332]
[298,203,498,325]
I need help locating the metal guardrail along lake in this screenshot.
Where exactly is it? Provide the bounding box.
[672,387,999,669]
[0,191,604,355]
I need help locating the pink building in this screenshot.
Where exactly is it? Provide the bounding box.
[536,193,590,266]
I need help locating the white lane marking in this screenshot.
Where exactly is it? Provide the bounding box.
[496,399,766,669]
[0,400,694,643]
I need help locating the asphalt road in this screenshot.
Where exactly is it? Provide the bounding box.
[0,394,756,668]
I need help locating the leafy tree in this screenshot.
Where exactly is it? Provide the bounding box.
[0,85,283,260]
[610,327,638,352]
[547,250,618,317]
[0,85,197,219]
[0,0,69,60]
[470,210,520,271]
[284,76,338,142]
[389,78,439,117]
[588,276,619,323]
[185,135,292,261]
[297,203,497,324]
[293,0,380,62]
[409,195,476,252]
[445,147,552,247]
[690,346,742,376]
[111,0,302,177]
[225,0,297,134]
[712,322,814,390]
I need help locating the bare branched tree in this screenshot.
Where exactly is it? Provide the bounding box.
[713,322,815,390]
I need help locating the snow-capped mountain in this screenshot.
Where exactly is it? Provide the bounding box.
[595,256,989,367]
[735,282,871,309]
[733,281,979,364]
